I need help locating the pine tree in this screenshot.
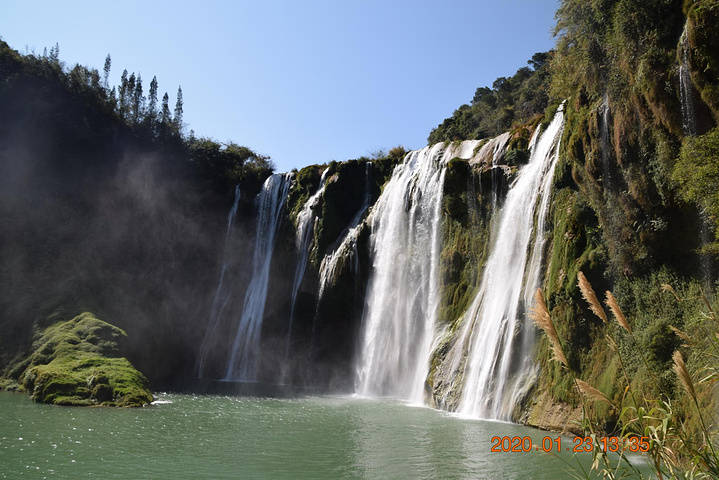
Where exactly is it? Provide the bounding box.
[159,92,171,138]
[173,86,183,134]
[102,54,111,90]
[49,43,60,66]
[127,73,136,121]
[132,74,144,125]
[161,92,171,124]
[109,86,117,111]
[147,76,158,128]
[118,69,128,119]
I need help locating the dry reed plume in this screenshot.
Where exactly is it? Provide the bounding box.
[529,288,568,367]
[605,290,632,334]
[670,325,692,345]
[673,350,697,402]
[578,271,608,323]
[661,283,681,302]
[575,378,613,406]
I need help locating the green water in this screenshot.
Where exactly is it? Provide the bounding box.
[0,391,638,479]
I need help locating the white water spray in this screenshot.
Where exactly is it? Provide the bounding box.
[357,142,476,402]
[599,94,613,188]
[224,173,292,381]
[679,24,697,136]
[456,104,565,419]
[196,184,241,378]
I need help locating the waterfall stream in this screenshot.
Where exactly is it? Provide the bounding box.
[678,24,711,284]
[203,107,564,418]
[599,94,613,189]
[224,173,292,381]
[357,143,473,402]
[679,23,697,137]
[454,105,565,419]
[196,184,242,378]
[283,169,330,370]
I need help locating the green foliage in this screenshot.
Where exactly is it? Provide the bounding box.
[188,137,274,194]
[504,125,534,166]
[428,52,552,144]
[540,273,719,478]
[685,0,719,121]
[6,312,152,407]
[174,86,183,131]
[286,164,324,221]
[645,320,680,366]
[548,0,719,281]
[387,145,407,160]
[552,0,684,119]
[673,127,719,245]
[0,38,268,163]
[438,161,494,329]
[546,188,605,298]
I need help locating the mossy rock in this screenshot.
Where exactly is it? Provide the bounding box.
[503,125,532,167]
[286,164,324,221]
[15,312,152,407]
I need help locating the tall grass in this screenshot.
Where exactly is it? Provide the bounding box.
[533,271,719,479]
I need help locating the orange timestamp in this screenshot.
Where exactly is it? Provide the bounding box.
[490,435,652,453]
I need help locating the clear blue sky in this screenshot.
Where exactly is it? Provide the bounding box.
[1,0,559,172]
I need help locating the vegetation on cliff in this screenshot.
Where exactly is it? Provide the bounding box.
[673,126,719,252]
[422,4,719,475]
[539,0,718,409]
[428,52,551,144]
[534,273,719,477]
[526,0,719,476]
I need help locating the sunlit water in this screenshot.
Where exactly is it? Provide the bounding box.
[0,391,641,479]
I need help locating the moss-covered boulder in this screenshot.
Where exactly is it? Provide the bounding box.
[14,312,152,406]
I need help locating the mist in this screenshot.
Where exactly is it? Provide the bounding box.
[0,72,260,385]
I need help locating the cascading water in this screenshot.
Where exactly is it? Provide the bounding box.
[224,173,292,381]
[356,143,474,403]
[283,169,329,371]
[599,94,613,189]
[678,23,712,284]
[455,104,565,419]
[679,23,697,137]
[196,184,242,378]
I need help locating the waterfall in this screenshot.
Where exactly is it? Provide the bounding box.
[224,173,292,381]
[455,104,565,419]
[679,23,697,136]
[599,94,613,188]
[677,25,711,283]
[283,169,330,371]
[196,184,242,378]
[356,142,474,402]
